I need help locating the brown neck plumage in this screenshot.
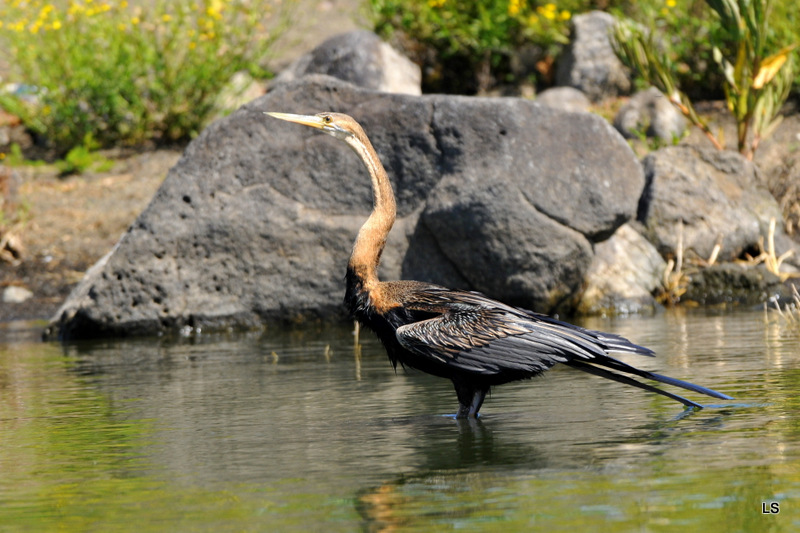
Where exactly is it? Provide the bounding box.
[345,129,397,288]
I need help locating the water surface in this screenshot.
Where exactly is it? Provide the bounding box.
[1,310,798,531]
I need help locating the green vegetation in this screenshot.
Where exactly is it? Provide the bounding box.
[1,0,797,163]
[54,134,114,175]
[0,0,290,157]
[369,0,577,93]
[369,0,799,102]
[0,143,35,168]
[613,0,798,159]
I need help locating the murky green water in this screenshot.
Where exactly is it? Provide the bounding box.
[1,309,799,531]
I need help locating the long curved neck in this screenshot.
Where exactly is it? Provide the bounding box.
[345,132,396,288]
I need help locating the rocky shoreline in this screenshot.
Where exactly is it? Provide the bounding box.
[2,25,799,338]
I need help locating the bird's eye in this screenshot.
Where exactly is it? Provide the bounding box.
[323,115,332,124]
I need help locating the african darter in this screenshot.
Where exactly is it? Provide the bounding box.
[266,111,732,418]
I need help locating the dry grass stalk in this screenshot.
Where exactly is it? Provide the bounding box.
[657,221,689,306]
[742,218,800,282]
[764,284,800,325]
[0,223,24,265]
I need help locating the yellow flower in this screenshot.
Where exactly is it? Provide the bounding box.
[131,16,140,25]
[162,14,172,22]
[560,10,571,21]
[52,19,61,30]
[206,0,224,20]
[68,2,84,16]
[508,0,523,17]
[427,0,446,7]
[537,3,557,20]
[667,0,677,6]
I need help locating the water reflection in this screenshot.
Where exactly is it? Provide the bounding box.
[56,316,734,480]
[1,309,799,530]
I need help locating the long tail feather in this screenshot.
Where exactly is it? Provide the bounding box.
[585,355,733,400]
[641,370,733,400]
[565,360,704,408]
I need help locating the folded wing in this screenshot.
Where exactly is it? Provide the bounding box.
[394,288,731,407]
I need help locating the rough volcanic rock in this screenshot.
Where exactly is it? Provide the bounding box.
[683,263,797,307]
[614,87,687,142]
[556,11,631,101]
[639,145,797,265]
[46,75,644,339]
[535,87,591,114]
[408,98,644,310]
[577,223,665,315]
[271,30,421,95]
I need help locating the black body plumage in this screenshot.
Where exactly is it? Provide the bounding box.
[345,266,732,417]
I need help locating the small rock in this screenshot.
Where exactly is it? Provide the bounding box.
[3,285,33,304]
[271,30,421,95]
[536,87,591,114]
[614,87,687,141]
[577,223,665,315]
[556,11,631,102]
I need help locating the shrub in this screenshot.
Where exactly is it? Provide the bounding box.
[368,0,800,99]
[608,1,730,99]
[613,0,797,159]
[369,0,577,94]
[0,0,290,157]
[613,0,800,97]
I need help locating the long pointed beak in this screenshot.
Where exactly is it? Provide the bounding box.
[264,112,325,130]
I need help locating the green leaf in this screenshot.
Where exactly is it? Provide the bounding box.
[713,46,738,89]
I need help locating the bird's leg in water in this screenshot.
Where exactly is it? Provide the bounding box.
[453,380,489,418]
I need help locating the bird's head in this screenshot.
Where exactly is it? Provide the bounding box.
[265,111,361,142]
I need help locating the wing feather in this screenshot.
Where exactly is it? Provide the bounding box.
[394,288,638,377]
[389,285,729,403]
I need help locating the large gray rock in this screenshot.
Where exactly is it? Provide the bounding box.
[407,98,644,310]
[46,76,643,340]
[271,30,422,95]
[639,145,796,264]
[556,11,631,102]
